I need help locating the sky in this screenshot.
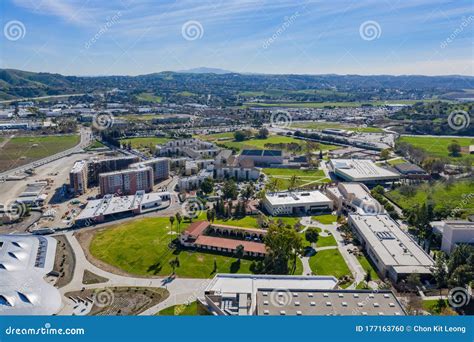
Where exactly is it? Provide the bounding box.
[0,0,473,76]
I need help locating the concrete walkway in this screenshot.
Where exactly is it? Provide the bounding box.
[58,232,210,316]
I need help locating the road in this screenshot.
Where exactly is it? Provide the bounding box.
[0,93,86,104]
[0,127,92,180]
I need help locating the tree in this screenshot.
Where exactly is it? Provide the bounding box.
[431,253,448,294]
[305,227,319,244]
[380,149,390,160]
[372,185,385,196]
[447,141,461,157]
[235,244,245,260]
[240,184,255,202]
[264,224,303,274]
[234,130,252,142]
[169,216,175,230]
[169,257,179,274]
[200,177,214,195]
[288,175,299,191]
[364,270,372,283]
[406,273,422,292]
[266,178,279,193]
[256,127,269,139]
[222,180,238,200]
[175,212,182,233]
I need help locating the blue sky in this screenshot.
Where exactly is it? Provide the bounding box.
[0,0,473,76]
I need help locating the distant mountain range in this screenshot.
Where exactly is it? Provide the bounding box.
[0,68,473,102]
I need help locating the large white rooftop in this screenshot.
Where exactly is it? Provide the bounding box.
[349,214,433,272]
[330,159,400,182]
[265,190,332,206]
[0,235,61,315]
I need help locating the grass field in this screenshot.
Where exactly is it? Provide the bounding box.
[158,302,203,316]
[422,299,456,315]
[218,135,338,152]
[263,168,330,190]
[90,217,255,278]
[135,92,162,103]
[356,254,380,281]
[386,179,474,217]
[119,137,171,149]
[399,136,474,163]
[309,249,351,279]
[0,135,80,172]
[315,230,337,248]
[195,132,234,142]
[212,214,300,229]
[312,214,337,224]
[291,121,383,133]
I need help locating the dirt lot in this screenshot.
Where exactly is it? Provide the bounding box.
[65,287,169,315]
[82,270,109,285]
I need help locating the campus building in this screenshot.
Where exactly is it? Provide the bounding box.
[201,274,405,316]
[263,190,333,216]
[75,191,171,224]
[180,221,267,257]
[326,182,384,215]
[99,166,154,196]
[130,157,170,182]
[348,214,434,282]
[431,220,474,254]
[329,159,400,184]
[156,138,220,158]
[239,149,284,167]
[0,235,61,315]
[69,160,88,195]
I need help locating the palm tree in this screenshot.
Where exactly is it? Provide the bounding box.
[175,212,182,234]
[288,175,300,191]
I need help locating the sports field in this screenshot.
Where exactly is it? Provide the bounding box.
[0,134,80,172]
[135,92,162,103]
[399,136,474,162]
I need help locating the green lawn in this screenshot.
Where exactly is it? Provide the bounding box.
[218,135,338,152]
[356,254,380,281]
[119,137,171,149]
[316,233,337,248]
[291,121,383,133]
[210,214,300,229]
[264,168,330,191]
[422,299,456,315]
[195,132,234,142]
[89,217,255,278]
[0,135,80,173]
[312,214,337,224]
[309,249,351,279]
[399,136,474,163]
[135,92,162,103]
[386,179,474,217]
[87,140,105,149]
[158,301,202,316]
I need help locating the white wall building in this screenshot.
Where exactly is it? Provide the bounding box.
[329,159,400,184]
[263,190,333,216]
[431,220,474,254]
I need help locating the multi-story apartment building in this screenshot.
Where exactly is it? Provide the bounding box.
[130,157,170,182]
[88,156,139,185]
[69,160,88,195]
[99,166,154,196]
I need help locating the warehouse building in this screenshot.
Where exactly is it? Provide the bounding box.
[263,190,333,216]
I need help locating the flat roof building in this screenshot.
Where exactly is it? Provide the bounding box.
[348,214,434,282]
[329,159,400,184]
[69,160,88,195]
[201,274,405,316]
[263,190,333,216]
[130,157,170,182]
[326,182,384,215]
[431,220,474,254]
[99,166,153,196]
[239,149,284,167]
[0,235,61,315]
